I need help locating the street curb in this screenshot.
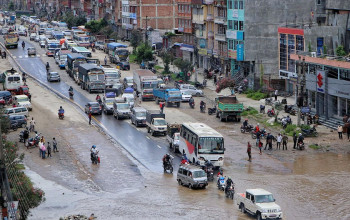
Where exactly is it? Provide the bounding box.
[0,41,148,171]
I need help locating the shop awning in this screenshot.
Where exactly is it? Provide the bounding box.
[180,44,194,52]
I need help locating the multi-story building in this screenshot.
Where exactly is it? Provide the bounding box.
[192,0,207,68]
[204,0,214,70]
[177,0,195,64]
[213,0,227,74]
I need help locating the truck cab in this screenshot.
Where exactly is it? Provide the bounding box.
[113,98,131,120]
[236,188,283,220]
[166,123,181,151]
[131,107,147,127]
[146,110,167,136]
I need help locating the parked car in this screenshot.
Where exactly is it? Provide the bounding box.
[14,95,32,111]
[8,115,27,128]
[27,47,36,56]
[130,107,147,127]
[85,102,102,115]
[47,72,61,82]
[180,90,192,102]
[120,62,130,70]
[3,107,29,117]
[29,33,36,41]
[179,84,203,96]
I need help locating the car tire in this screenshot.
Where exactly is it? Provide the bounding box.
[256,213,262,220]
[240,204,246,213]
[196,93,201,96]
[188,184,193,189]
[178,179,182,185]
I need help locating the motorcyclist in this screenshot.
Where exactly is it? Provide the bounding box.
[58,106,64,116]
[225,177,234,194]
[68,86,73,96]
[162,153,171,167]
[181,153,189,164]
[297,133,304,145]
[200,100,206,112]
[189,97,194,107]
[90,145,99,161]
[255,123,260,132]
[46,62,50,70]
[286,115,291,124]
[243,119,248,129]
[22,41,25,49]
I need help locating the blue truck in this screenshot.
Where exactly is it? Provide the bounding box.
[153,88,182,107]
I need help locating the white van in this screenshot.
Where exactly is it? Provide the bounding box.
[4,107,29,117]
[14,95,32,111]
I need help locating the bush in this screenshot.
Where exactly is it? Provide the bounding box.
[241,107,258,116]
[309,144,320,149]
[245,90,267,100]
[300,124,310,130]
[155,65,163,70]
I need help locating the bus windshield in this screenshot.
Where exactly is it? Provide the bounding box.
[198,137,224,154]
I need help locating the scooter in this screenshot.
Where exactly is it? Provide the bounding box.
[91,152,100,164]
[265,98,273,106]
[302,126,318,137]
[69,91,74,99]
[189,101,195,109]
[163,158,174,174]
[26,134,41,149]
[200,103,206,113]
[297,142,305,150]
[208,106,217,115]
[58,112,64,119]
[240,124,254,133]
[267,109,275,117]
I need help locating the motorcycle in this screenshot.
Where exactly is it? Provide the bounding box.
[19,129,29,142]
[208,106,217,115]
[267,109,275,117]
[69,91,74,99]
[302,126,318,137]
[225,185,235,200]
[26,134,41,149]
[280,117,292,129]
[251,129,267,139]
[10,122,18,131]
[202,79,207,87]
[240,124,254,133]
[297,142,305,150]
[201,160,214,181]
[265,98,273,106]
[163,158,174,174]
[91,152,100,164]
[58,112,64,119]
[260,105,265,114]
[194,82,204,89]
[200,103,206,113]
[189,101,195,109]
[217,176,226,191]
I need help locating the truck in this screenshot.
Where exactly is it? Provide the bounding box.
[110,47,129,63]
[166,123,181,151]
[100,65,121,88]
[146,110,167,136]
[236,188,283,220]
[113,98,131,120]
[153,88,182,107]
[133,69,159,101]
[4,31,19,48]
[216,95,244,122]
[66,53,86,78]
[78,64,105,93]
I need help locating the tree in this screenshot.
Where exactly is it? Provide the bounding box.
[85,18,108,34]
[173,58,192,81]
[216,77,235,94]
[336,45,347,57]
[160,52,173,74]
[8,2,14,11]
[135,43,153,63]
[130,30,142,52]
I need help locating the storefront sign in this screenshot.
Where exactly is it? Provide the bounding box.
[232,10,238,18]
[316,70,325,93]
[129,13,136,19]
[198,48,207,55]
[228,49,236,59]
[199,39,206,48]
[178,27,184,32]
[301,106,311,114]
[226,30,237,39]
[180,44,194,52]
[279,70,298,79]
[236,44,244,61]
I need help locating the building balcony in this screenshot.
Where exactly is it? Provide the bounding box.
[122,1,129,5]
[122,11,129,17]
[129,1,137,6]
[215,33,226,42]
[214,16,225,24]
[208,31,214,38]
[178,0,191,3]
[178,12,192,19]
[206,14,213,21]
[203,0,213,5]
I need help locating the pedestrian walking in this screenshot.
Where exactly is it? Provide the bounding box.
[282,134,288,150]
[293,132,297,149]
[214,75,217,85]
[28,93,31,102]
[47,142,52,158]
[247,142,252,162]
[264,134,269,150]
[2,51,6,59]
[274,89,278,101]
[256,131,260,147]
[104,56,107,65]
[160,102,165,114]
[276,133,282,150]
[29,117,35,132]
[53,137,59,152]
[337,124,343,139]
[258,140,263,155]
[88,110,92,125]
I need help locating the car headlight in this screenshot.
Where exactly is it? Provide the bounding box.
[218,157,223,161]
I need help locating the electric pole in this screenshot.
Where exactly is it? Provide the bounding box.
[297,56,306,126]
[145,16,148,42]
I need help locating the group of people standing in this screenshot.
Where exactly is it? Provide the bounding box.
[38,136,58,159]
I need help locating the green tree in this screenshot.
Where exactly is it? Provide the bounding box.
[8,2,14,11]
[160,52,173,74]
[323,45,327,55]
[85,18,108,34]
[135,43,153,63]
[173,58,192,81]
[336,45,347,57]
[130,30,142,51]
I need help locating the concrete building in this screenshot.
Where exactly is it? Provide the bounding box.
[213,0,227,74]
[192,0,207,69]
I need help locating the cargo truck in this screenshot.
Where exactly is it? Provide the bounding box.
[216,95,244,122]
[100,65,121,88]
[78,64,105,93]
[153,88,182,107]
[146,110,167,136]
[4,31,19,48]
[133,69,158,101]
[66,53,86,78]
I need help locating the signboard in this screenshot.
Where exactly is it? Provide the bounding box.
[228,49,236,59]
[236,44,244,61]
[226,30,237,39]
[279,70,298,79]
[301,106,311,114]
[178,27,184,32]
[232,10,238,18]
[316,70,325,93]
[198,48,207,55]
[199,39,206,48]
[129,13,136,19]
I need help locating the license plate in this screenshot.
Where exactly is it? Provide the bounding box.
[269,214,277,217]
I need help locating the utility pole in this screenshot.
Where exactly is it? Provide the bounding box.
[297,56,302,126]
[145,16,148,42]
[297,56,306,126]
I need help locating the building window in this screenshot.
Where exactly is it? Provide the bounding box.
[234,0,238,9]
[324,66,338,79]
[229,40,233,50]
[239,0,243,9]
[317,0,321,5]
[238,21,243,30]
[288,34,295,72]
[296,35,304,52]
[228,0,232,9]
[218,24,226,35]
[228,20,233,29]
[340,69,350,81]
[234,20,238,30]
[279,34,287,70]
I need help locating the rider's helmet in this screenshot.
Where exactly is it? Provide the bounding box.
[299,133,302,136]
[60,106,62,109]
[92,145,96,149]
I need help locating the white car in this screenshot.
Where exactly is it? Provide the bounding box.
[14,95,32,111]
[180,90,192,102]
[179,84,203,96]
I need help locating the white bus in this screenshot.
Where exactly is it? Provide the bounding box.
[178,123,225,167]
